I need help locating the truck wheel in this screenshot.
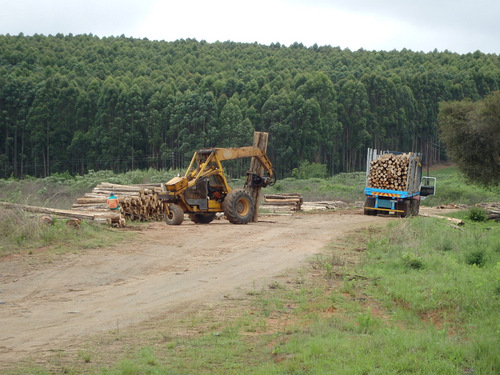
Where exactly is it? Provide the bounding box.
[397,200,410,218]
[188,213,216,224]
[165,204,184,225]
[410,199,420,216]
[223,189,254,224]
[364,197,376,215]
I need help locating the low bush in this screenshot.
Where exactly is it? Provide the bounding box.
[401,251,425,269]
[465,248,487,267]
[291,161,328,179]
[467,207,488,222]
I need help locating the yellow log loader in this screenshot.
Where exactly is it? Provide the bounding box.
[158,147,275,225]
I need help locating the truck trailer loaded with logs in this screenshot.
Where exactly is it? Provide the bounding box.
[363,148,436,217]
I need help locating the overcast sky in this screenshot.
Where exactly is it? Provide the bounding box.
[1,0,499,54]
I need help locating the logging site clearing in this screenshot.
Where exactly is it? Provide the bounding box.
[0,206,456,366]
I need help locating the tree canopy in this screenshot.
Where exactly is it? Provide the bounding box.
[1,34,500,179]
[439,91,500,186]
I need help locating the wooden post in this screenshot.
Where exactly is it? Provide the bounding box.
[245,132,269,222]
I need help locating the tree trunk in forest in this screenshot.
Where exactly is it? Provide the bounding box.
[46,121,50,177]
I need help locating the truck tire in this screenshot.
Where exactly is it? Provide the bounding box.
[188,213,216,224]
[368,197,381,216]
[364,197,377,215]
[165,204,184,225]
[397,200,410,218]
[223,189,254,224]
[410,199,420,216]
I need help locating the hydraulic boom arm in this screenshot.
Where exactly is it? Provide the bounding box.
[196,147,274,180]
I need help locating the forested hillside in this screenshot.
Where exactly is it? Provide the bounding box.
[1,34,499,179]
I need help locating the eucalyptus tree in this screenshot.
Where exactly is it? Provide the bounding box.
[439,91,500,186]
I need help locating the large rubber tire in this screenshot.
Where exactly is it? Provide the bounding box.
[397,200,410,218]
[410,199,420,216]
[364,197,377,216]
[223,189,254,224]
[188,212,216,224]
[165,204,184,225]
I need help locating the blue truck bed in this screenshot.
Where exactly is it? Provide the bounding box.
[364,187,420,199]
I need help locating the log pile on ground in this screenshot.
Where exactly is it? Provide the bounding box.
[0,201,124,226]
[72,182,164,222]
[0,182,166,227]
[262,193,303,211]
[368,153,410,191]
[437,203,468,209]
[301,200,350,211]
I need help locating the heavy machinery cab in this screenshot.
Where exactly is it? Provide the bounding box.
[159,147,275,224]
[182,174,226,211]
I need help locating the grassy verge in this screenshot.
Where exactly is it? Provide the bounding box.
[0,207,134,257]
[360,215,500,374]
[11,211,499,374]
[0,169,183,209]
[423,166,500,206]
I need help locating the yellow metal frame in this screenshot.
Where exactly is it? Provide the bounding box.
[184,152,230,194]
[163,147,274,215]
[364,207,404,213]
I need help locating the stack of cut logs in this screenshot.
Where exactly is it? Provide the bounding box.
[262,193,303,211]
[367,153,410,191]
[72,182,165,222]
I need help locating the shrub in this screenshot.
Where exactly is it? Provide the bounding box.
[467,207,488,222]
[465,248,487,267]
[401,251,424,270]
[291,161,328,179]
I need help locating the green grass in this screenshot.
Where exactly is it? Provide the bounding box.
[361,216,500,373]
[423,166,500,206]
[255,172,367,203]
[0,207,133,257]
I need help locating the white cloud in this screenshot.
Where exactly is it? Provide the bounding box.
[0,0,154,37]
[0,0,498,53]
[135,0,405,50]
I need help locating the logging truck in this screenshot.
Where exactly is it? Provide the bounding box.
[363,148,436,217]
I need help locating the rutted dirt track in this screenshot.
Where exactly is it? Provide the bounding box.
[0,208,443,365]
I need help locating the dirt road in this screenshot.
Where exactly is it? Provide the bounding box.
[0,209,425,364]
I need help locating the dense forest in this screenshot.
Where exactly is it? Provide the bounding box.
[1,33,499,179]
